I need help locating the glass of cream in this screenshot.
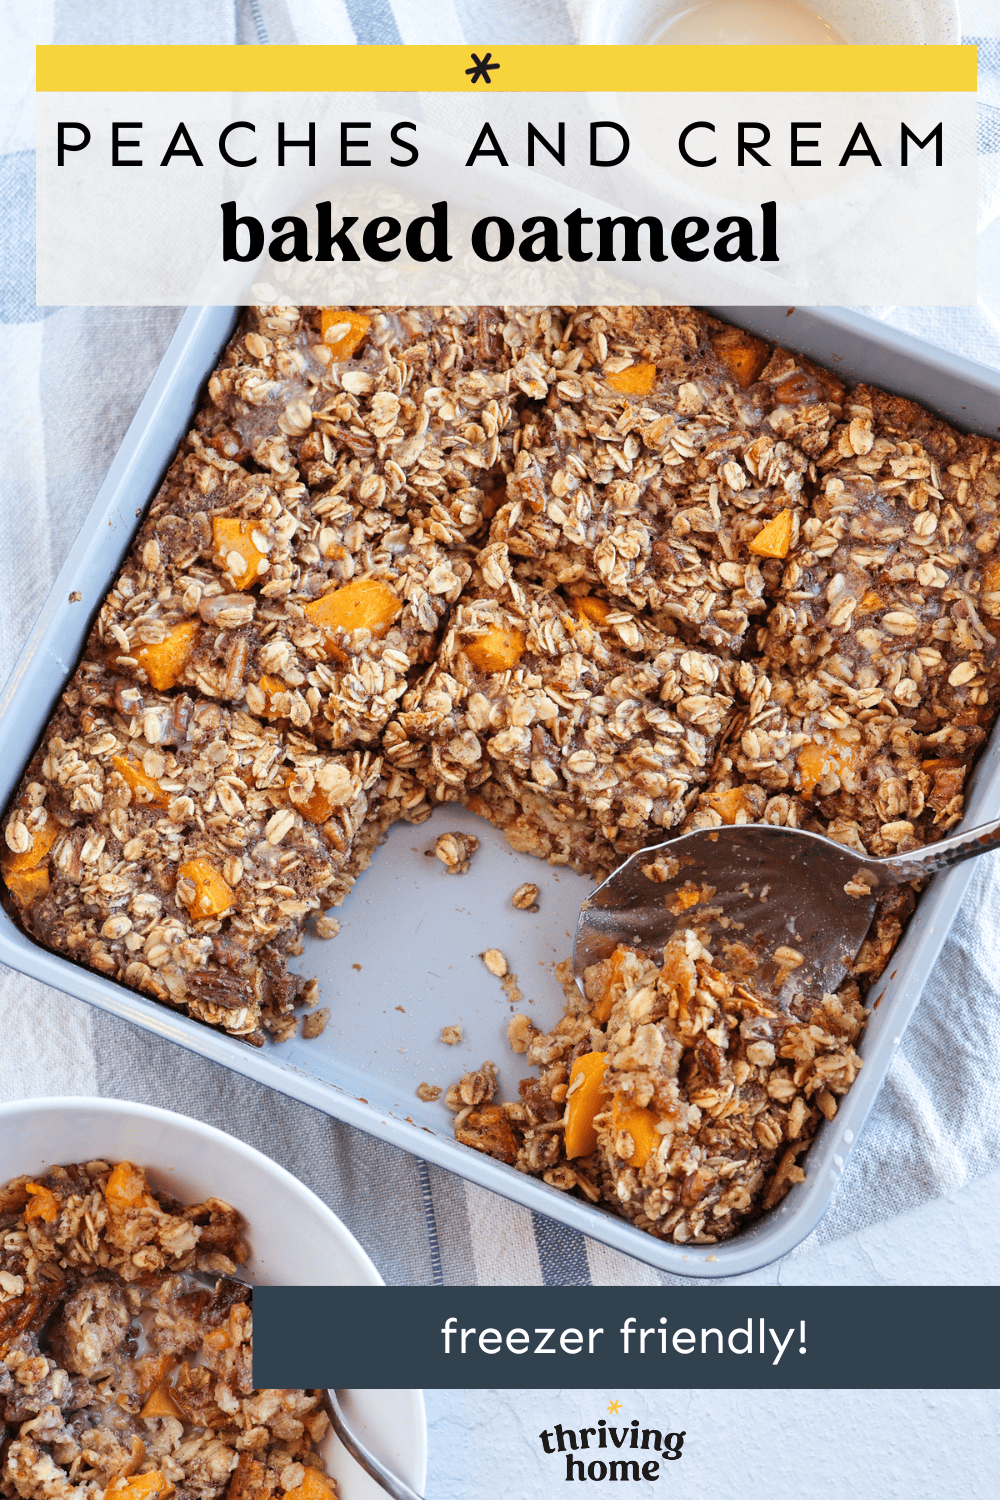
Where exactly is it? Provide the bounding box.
[648,0,845,44]
[581,0,960,46]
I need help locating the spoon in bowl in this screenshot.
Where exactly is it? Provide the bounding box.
[322,1390,423,1500]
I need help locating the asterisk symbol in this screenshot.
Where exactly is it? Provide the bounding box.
[607,1400,622,1414]
[466,51,499,84]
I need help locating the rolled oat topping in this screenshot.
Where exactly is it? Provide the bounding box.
[0,1161,338,1500]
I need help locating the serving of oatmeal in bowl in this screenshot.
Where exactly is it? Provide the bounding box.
[0,1100,426,1500]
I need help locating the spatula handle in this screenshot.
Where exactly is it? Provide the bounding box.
[879,813,1000,881]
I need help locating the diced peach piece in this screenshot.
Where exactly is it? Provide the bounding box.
[611,1098,661,1169]
[605,362,656,397]
[2,819,58,906]
[711,330,771,389]
[564,1052,609,1160]
[574,596,613,626]
[797,734,860,798]
[465,623,526,673]
[283,773,332,826]
[704,786,749,825]
[2,820,58,878]
[112,755,168,810]
[320,309,371,361]
[123,1437,147,1477]
[24,1183,60,1223]
[921,756,965,771]
[135,1353,177,1398]
[982,557,1000,593]
[141,1385,184,1421]
[857,589,883,614]
[672,888,701,911]
[296,1470,337,1500]
[4,864,51,906]
[459,1104,519,1164]
[106,1161,159,1214]
[304,578,402,662]
[257,675,291,721]
[212,518,265,591]
[111,1471,171,1500]
[749,509,794,560]
[177,860,235,919]
[134,620,199,692]
[589,944,641,1025]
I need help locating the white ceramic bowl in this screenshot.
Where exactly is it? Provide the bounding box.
[582,0,961,45]
[0,1096,379,1285]
[0,1097,427,1500]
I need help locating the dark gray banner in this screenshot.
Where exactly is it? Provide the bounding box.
[254,1287,996,1389]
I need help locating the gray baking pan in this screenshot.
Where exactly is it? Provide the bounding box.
[2,304,999,1280]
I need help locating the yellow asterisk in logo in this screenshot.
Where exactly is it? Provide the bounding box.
[607,1400,622,1415]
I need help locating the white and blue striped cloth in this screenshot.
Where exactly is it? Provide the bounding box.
[2,0,999,1286]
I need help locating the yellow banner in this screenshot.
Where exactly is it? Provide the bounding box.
[36,44,976,94]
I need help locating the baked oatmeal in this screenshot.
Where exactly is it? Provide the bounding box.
[387,546,734,871]
[4,302,1000,1240]
[491,308,841,652]
[1,678,402,1044]
[89,435,470,749]
[0,1160,338,1500]
[449,933,864,1245]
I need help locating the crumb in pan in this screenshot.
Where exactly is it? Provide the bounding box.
[430,832,479,873]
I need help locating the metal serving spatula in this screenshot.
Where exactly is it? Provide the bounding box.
[574,816,1000,1003]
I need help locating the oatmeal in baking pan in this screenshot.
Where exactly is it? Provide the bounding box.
[0,1160,338,1500]
[4,304,1000,1238]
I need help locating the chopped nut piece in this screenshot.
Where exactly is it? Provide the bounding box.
[417,1081,442,1101]
[512,881,540,910]
[457,1060,498,1107]
[301,1007,329,1039]
[441,1025,463,1045]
